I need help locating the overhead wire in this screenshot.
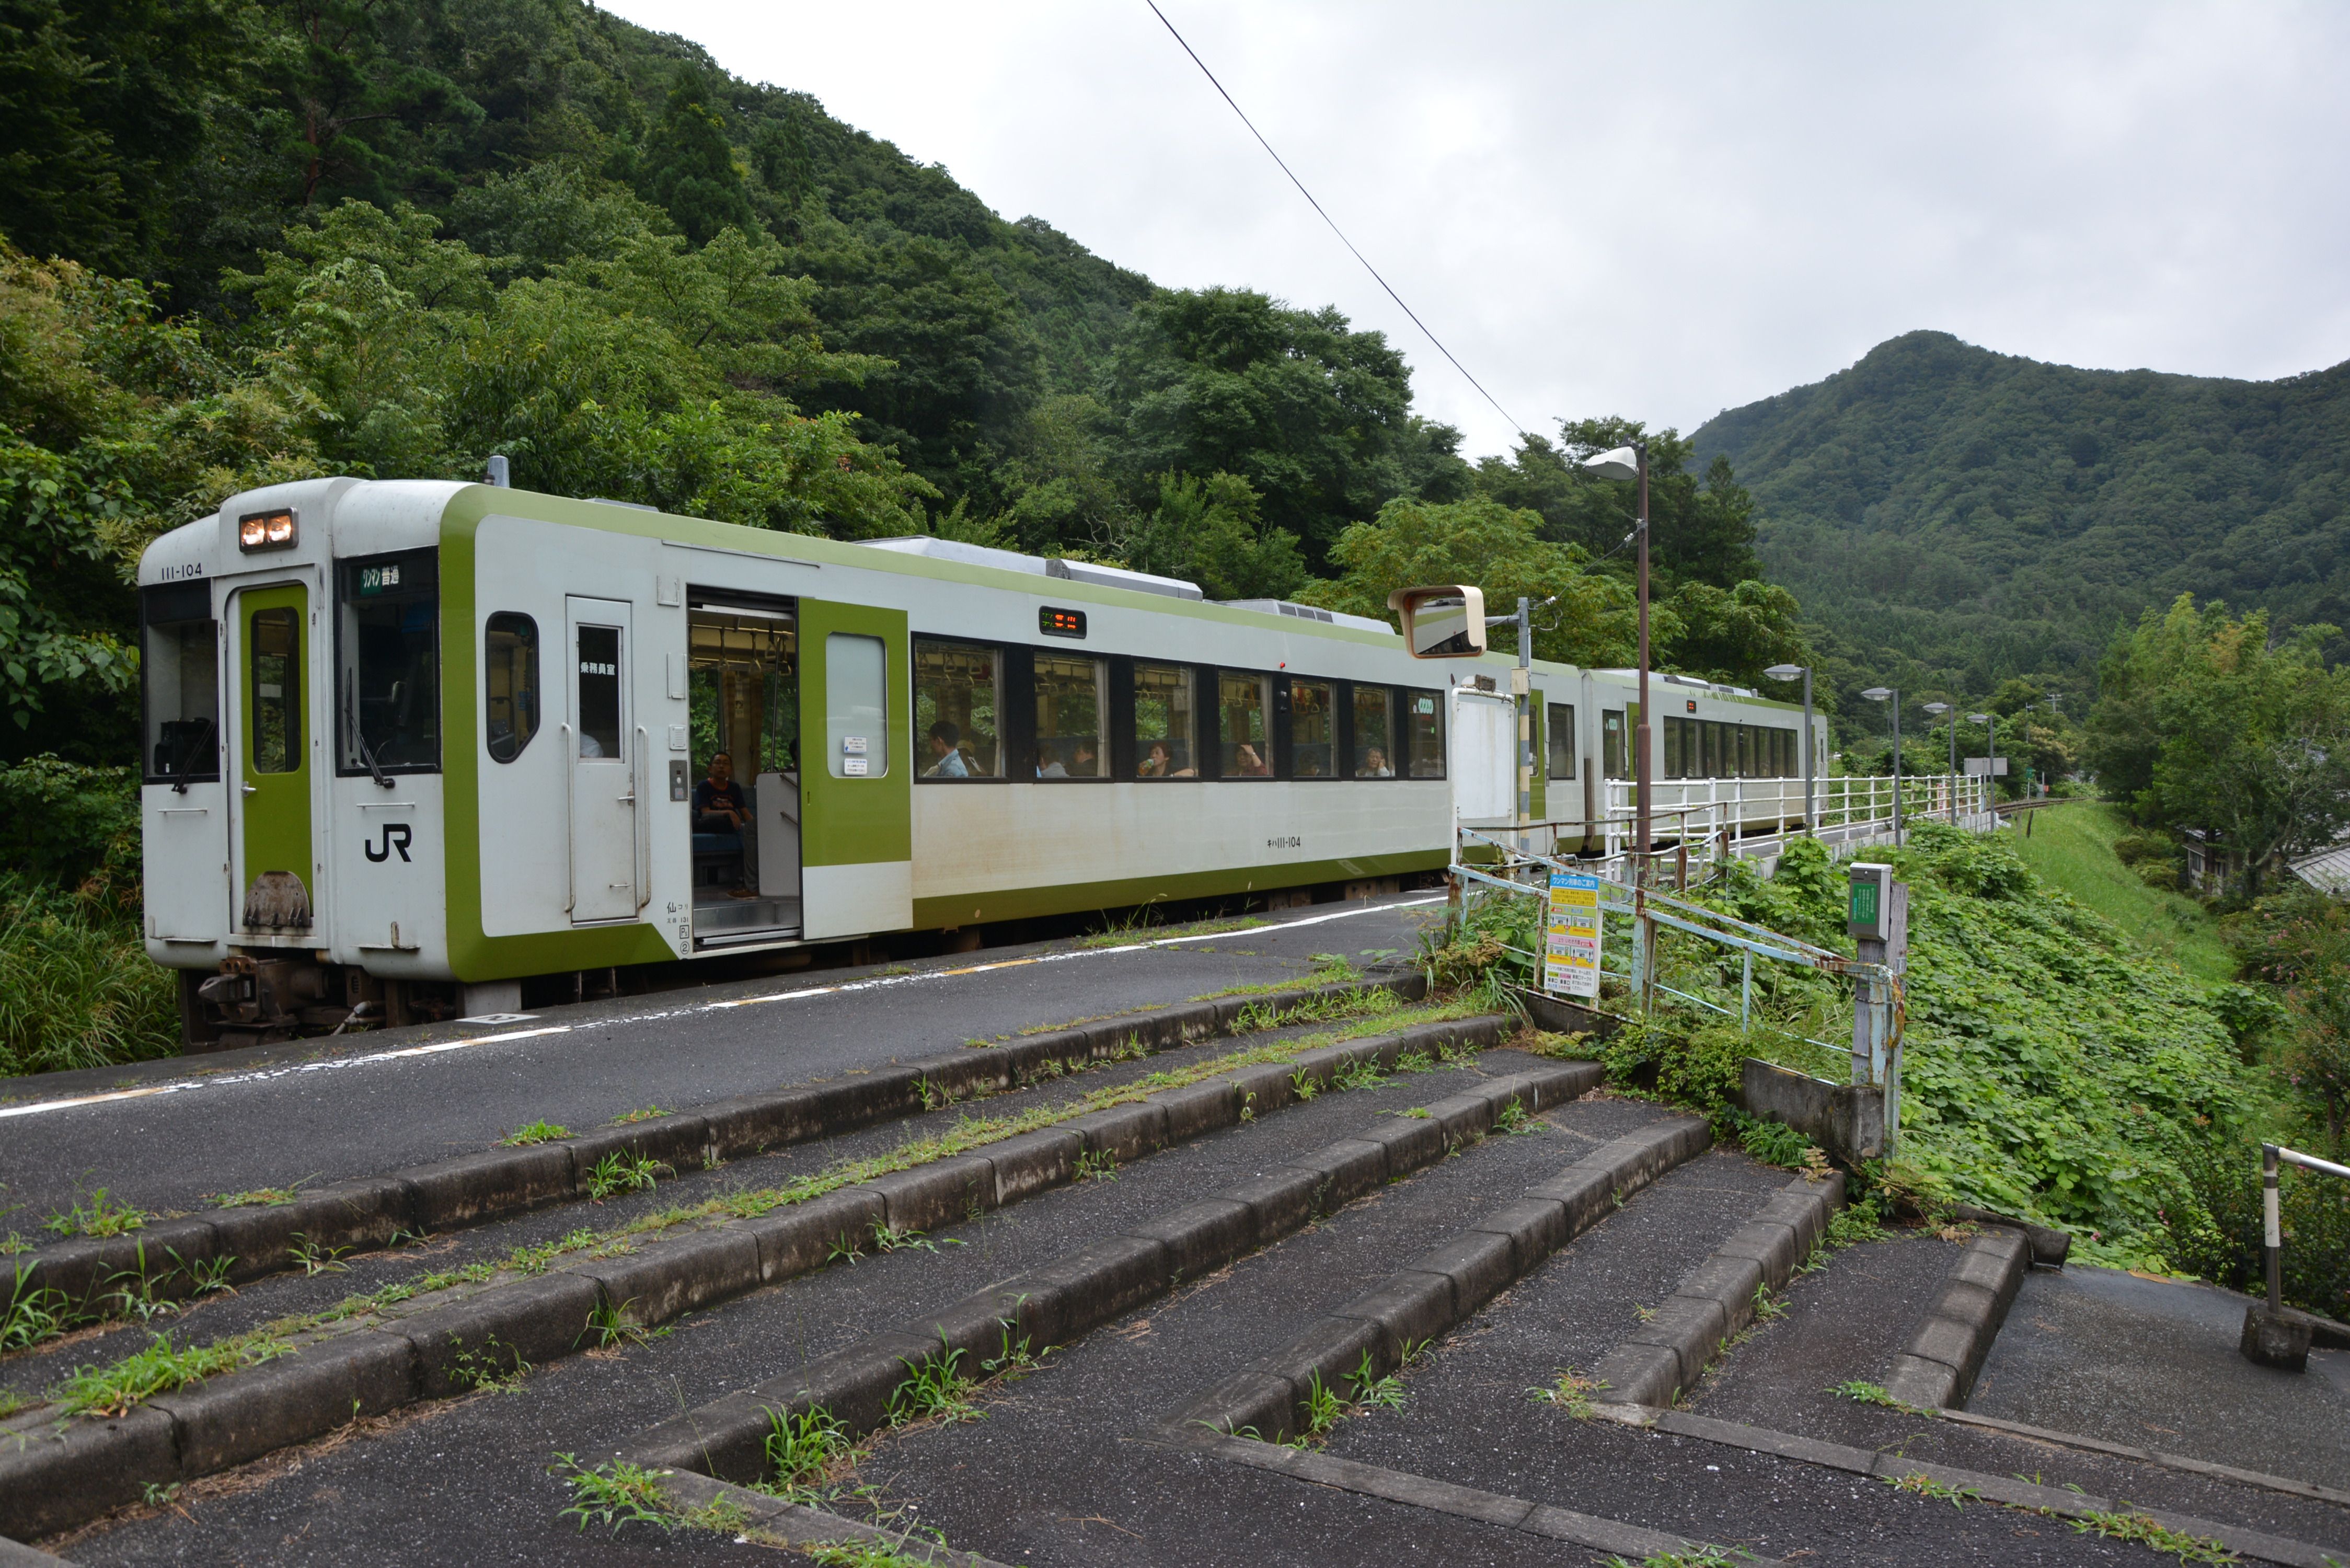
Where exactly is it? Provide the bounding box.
[1141,0,1531,439]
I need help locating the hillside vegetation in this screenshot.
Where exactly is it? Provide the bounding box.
[1694,330,2350,699]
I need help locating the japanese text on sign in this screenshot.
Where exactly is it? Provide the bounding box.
[1543,872,1603,999]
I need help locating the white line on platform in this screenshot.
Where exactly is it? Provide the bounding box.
[0,896,1446,1122]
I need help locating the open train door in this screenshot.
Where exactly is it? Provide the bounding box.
[797,599,912,940]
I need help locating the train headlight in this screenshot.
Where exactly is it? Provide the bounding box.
[238,509,297,551]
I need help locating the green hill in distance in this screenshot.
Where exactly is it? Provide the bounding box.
[1692,330,2350,696]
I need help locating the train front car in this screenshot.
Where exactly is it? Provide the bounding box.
[140,478,467,1046]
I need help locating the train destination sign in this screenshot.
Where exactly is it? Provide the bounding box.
[1543,871,1603,999]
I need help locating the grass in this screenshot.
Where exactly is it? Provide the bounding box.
[584,1151,667,1201]
[887,1335,979,1425]
[210,1183,304,1208]
[2068,1510,2238,1564]
[0,877,180,1077]
[1529,1367,1606,1417]
[55,1329,293,1415]
[1829,1378,1931,1415]
[2008,802,2233,982]
[554,1454,674,1535]
[500,1120,571,1146]
[43,1189,148,1238]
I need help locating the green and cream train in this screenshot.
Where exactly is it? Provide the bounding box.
[135,476,1824,1043]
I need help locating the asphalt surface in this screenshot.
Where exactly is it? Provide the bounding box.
[0,896,1441,1225]
[1973,1264,2350,1492]
[46,1043,1606,1565]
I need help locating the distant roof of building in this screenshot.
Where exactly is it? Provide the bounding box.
[2291,841,2350,897]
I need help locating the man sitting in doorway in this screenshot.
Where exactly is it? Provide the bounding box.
[925,720,970,777]
[693,752,756,899]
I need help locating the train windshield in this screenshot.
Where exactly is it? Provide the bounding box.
[337,550,440,775]
[142,582,220,784]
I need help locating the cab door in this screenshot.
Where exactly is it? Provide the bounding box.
[231,583,314,931]
[566,596,642,924]
[798,599,911,939]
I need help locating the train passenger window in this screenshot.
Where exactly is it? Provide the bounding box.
[1033,654,1105,778]
[1548,703,1576,779]
[1133,663,1196,778]
[1662,715,1688,779]
[1291,681,1334,778]
[337,550,439,775]
[825,633,887,777]
[1779,729,1796,776]
[914,639,1001,779]
[1353,686,1393,777]
[485,613,538,763]
[1404,691,1445,778]
[1602,710,1627,779]
[1706,721,1727,779]
[1218,673,1272,777]
[249,607,300,773]
[576,625,623,760]
[142,583,218,783]
[1736,724,1756,778]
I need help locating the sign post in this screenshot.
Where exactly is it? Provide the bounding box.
[1543,872,1604,999]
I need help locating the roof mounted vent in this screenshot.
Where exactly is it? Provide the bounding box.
[1214,598,1396,635]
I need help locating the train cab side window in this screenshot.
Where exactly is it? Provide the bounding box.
[1033,654,1107,778]
[142,583,218,784]
[1133,662,1196,778]
[337,550,440,775]
[1217,673,1272,777]
[1291,680,1334,778]
[1602,710,1627,779]
[1404,691,1445,778]
[576,625,623,760]
[249,607,300,774]
[1352,685,1393,777]
[484,613,539,763]
[1547,702,1576,779]
[914,638,1001,779]
[825,633,886,777]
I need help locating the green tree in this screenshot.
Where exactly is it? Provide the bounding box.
[1473,420,1760,590]
[2088,594,2350,895]
[1127,472,1304,602]
[1660,578,1813,688]
[1297,495,1644,667]
[630,70,759,246]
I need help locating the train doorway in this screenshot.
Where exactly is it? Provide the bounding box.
[565,595,640,923]
[686,595,801,947]
[231,582,314,933]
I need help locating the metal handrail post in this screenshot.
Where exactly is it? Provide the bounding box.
[2265,1143,2283,1312]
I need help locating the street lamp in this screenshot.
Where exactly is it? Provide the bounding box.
[1583,444,1648,878]
[1763,664,1814,837]
[1862,686,1901,846]
[1922,702,1956,824]
[1969,713,1994,817]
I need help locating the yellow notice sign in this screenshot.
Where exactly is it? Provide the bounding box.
[1543,872,1603,999]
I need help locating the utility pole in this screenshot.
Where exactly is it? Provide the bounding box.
[1633,442,1654,1010]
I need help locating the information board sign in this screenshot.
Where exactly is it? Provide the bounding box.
[1543,872,1604,999]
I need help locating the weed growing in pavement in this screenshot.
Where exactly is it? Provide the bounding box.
[1751,1283,1787,1322]
[510,1228,597,1276]
[183,1253,235,1296]
[0,1388,27,1419]
[888,1335,978,1424]
[448,1335,530,1394]
[761,1404,862,1501]
[0,1232,28,1256]
[609,1105,667,1125]
[1605,1549,1753,1568]
[140,1481,182,1507]
[983,1316,1047,1380]
[1294,1370,1345,1445]
[1075,1148,1119,1183]
[208,1181,306,1208]
[2,1268,67,1351]
[1529,1368,1605,1418]
[1331,1056,1390,1092]
[1494,1100,1540,1135]
[1114,1032,1148,1063]
[553,1454,673,1535]
[1828,1379,1931,1415]
[579,1298,651,1352]
[1288,1066,1320,1101]
[1395,1107,1431,1120]
[1633,1303,1657,1322]
[43,1189,147,1238]
[585,1151,669,1201]
[1519,1028,1598,1060]
[2065,1511,2238,1564]
[100,1260,183,1325]
[56,1329,293,1415]
[1392,1047,1436,1074]
[826,1231,866,1267]
[289,1235,350,1276]
[1885,1471,1978,1506]
[807,1540,952,1568]
[1346,1351,1407,1412]
[500,1121,570,1146]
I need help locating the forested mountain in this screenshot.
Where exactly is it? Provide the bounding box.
[1695,330,2350,698]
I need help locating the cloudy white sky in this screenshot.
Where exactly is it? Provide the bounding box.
[599,0,2350,461]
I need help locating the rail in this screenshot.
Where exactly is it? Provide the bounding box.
[2261,1143,2350,1316]
[1451,826,1908,1144]
[1594,771,1995,863]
